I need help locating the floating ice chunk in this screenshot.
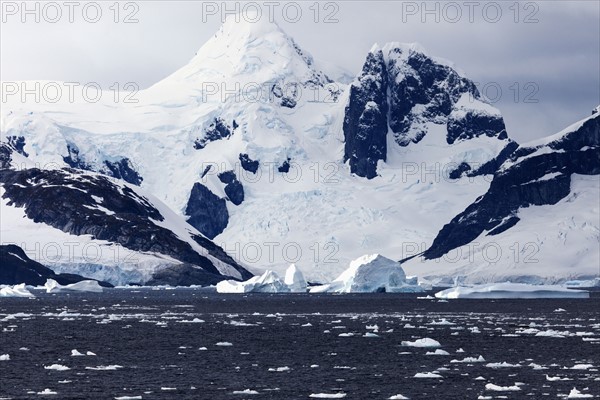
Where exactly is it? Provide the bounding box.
[86,351,96,356]
[284,264,307,292]
[309,254,423,293]
[37,388,58,395]
[401,338,441,348]
[216,270,290,293]
[44,364,70,371]
[161,388,176,391]
[309,393,347,398]
[546,375,571,381]
[267,364,292,374]
[554,308,567,312]
[85,365,123,371]
[114,396,142,400]
[198,347,208,351]
[451,356,486,363]
[429,319,454,325]
[71,349,85,357]
[216,342,233,347]
[435,283,589,299]
[338,333,354,337]
[485,383,521,391]
[567,387,593,398]
[178,318,205,323]
[426,349,450,356]
[389,395,408,400]
[414,372,443,378]
[535,330,567,338]
[0,354,10,361]
[363,332,379,338]
[485,362,521,368]
[44,279,103,293]
[570,364,594,370]
[0,283,35,297]
[232,389,259,395]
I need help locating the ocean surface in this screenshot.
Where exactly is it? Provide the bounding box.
[1,289,599,399]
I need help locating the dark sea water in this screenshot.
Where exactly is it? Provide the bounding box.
[1,289,599,399]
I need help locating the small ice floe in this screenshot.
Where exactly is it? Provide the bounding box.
[535,330,567,338]
[310,365,319,368]
[232,389,259,395]
[554,308,567,312]
[215,342,233,347]
[58,380,71,384]
[570,364,594,370]
[451,356,486,363]
[429,319,455,326]
[474,376,486,380]
[114,396,142,400]
[484,383,521,391]
[85,365,123,371]
[567,387,593,398]
[308,393,346,398]
[363,332,379,338]
[19,347,30,351]
[426,349,450,356]
[71,349,85,357]
[414,372,443,378]
[177,318,205,323]
[401,338,441,348]
[268,366,290,372]
[44,364,70,371]
[388,395,408,400]
[546,375,571,381]
[302,323,313,327]
[456,348,465,353]
[338,333,354,337]
[160,388,176,391]
[0,354,10,361]
[37,388,58,395]
[485,362,521,368]
[198,347,208,351]
[434,283,589,299]
[86,351,96,356]
[44,279,103,293]
[0,283,35,297]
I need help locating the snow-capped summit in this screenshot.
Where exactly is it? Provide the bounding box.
[147,13,335,108]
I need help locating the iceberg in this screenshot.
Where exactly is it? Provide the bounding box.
[284,264,307,292]
[44,279,103,293]
[309,254,423,293]
[0,283,35,297]
[216,270,290,293]
[434,282,589,299]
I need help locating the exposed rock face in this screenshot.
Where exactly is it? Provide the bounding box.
[6,136,28,157]
[239,153,259,173]
[0,244,113,287]
[218,170,244,206]
[0,168,249,284]
[424,112,600,260]
[343,49,389,179]
[194,118,233,150]
[343,44,507,179]
[103,158,143,186]
[63,144,143,185]
[185,182,229,239]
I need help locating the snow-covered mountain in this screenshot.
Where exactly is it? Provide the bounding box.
[403,110,600,284]
[1,15,596,285]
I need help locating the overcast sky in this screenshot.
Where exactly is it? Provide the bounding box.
[1,0,598,142]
